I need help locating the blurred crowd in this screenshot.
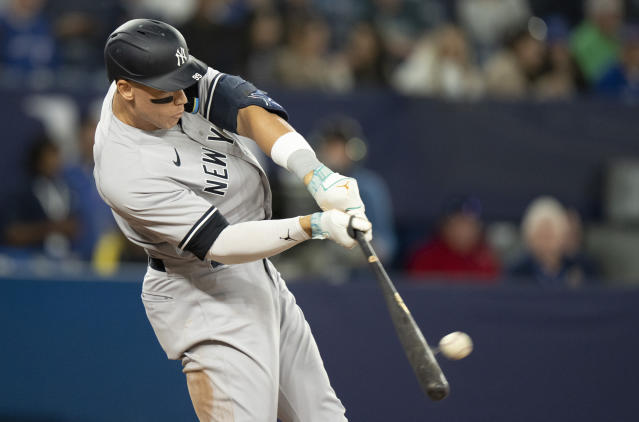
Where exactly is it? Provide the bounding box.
[1,0,639,101]
[405,195,599,287]
[0,0,637,287]
[0,110,611,288]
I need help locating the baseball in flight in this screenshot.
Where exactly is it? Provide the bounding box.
[438,331,473,360]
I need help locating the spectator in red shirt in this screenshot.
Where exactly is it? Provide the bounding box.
[406,196,500,283]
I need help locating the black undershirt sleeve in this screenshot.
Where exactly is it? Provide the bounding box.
[178,205,229,260]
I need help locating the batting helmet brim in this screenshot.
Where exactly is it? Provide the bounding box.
[127,55,207,92]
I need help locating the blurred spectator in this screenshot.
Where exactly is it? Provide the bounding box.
[392,24,484,100]
[371,0,448,67]
[0,135,79,259]
[508,196,597,286]
[274,115,396,281]
[406,196,500,283]
[341,22,389,89]
[564,208,599,277]
[43,0,125,74]
[311,0,368,48]
[0,0,58,87]
[123,0,198,26]
[456,0,532,60]
[595,24,639,101]
[315,116,397,261]
[245,8,283,87]
[483,26,546,99]
[63,113,115,261]
[530,1,584,26]
[179,0,251,76]
[278,0,315,26]
[570,0,624,84]
[534,16,587,100]
[275,15,351,91]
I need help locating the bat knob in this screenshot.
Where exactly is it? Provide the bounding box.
[427,382,450,401]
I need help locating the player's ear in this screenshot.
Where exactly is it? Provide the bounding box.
[116,79,135,101]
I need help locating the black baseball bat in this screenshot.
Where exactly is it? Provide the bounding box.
[349,223,450,401]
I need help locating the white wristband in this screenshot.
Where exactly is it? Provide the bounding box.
[270,131,315,170]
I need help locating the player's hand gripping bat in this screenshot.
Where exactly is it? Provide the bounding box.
[348,219,450,401]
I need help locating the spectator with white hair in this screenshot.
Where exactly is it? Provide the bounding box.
[507,196,598,286]
[570,0,624,84]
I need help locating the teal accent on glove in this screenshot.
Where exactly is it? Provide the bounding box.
[307,165,334,195]
[310,212,328,239]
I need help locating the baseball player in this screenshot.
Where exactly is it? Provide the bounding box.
[95,19,372,421]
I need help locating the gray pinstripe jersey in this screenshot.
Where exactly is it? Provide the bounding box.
[94,68,272,265]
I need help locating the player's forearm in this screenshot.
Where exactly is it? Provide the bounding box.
[236,104,369,225]
[206,216,311,264]
[236,105,295,155]
[237,106,322,180]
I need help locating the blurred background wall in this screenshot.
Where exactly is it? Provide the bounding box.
[3,277,639,422]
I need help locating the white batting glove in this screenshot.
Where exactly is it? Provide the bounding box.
[307,166,366,217]
[311,210,372,249]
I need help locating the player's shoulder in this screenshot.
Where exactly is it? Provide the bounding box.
[192,67,221,98]
[94,83,193,211]
[203,67,221,82]
[94,138,142,208]
[194,67,221,88]
[94,127,176,210]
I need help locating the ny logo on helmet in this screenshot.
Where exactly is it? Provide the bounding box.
[176,47,187,67]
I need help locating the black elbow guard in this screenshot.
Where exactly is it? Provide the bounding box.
[202,74,288,133]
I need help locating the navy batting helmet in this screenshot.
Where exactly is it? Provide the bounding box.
[104,19,207,91]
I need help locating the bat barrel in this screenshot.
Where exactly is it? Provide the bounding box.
[350,224,450,402]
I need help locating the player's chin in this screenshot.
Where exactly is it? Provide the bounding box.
[160,115,182,129]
